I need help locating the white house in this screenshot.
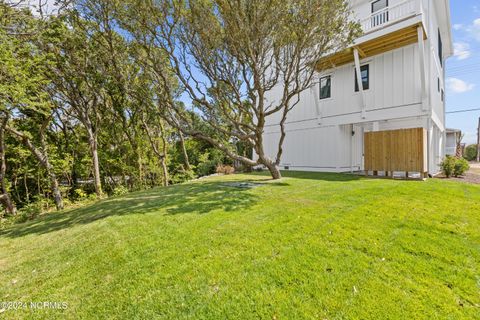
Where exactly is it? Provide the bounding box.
[263,0,453,175]
[445,128,462,156]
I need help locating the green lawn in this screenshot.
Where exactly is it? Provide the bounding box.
[1,172,479,319]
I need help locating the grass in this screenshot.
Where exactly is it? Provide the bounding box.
[0,172,479,319]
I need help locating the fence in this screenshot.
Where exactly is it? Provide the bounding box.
[364,128,428,178]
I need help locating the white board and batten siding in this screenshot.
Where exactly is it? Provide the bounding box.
[319,43,423,124]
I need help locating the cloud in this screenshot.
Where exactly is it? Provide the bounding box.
[446,78,475,93]
[453,42,471,60]
[467,18,480,41]
[452,24,464,31]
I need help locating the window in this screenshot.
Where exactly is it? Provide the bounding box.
[372,0,388,12]
[438,78,440,92]
[438,29,443,67]
[441,89,444,102]
[319,76,331,99]
[355,65,369,92]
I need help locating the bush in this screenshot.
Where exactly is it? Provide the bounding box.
[17,202,43,223]
[16,196,54,223]
[454,158,470,177]
[440,155,456,178]
[171,165,196,184]
[440,156,470,178]
[112,185,129,197]
[216,165,235,175]
[74,188,88,200]
[464,144,478,161]
[197,159,218,177]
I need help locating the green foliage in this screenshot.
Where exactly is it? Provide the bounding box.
[454,158,470,177]
[171,166,196,184]
[440,156,456,178]
[74,188,88,200]
[441,156,470,178]
[464,144,477,161]
[16,196,54,223]
[112,186,129,197]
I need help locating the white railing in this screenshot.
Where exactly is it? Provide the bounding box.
[360,0,418,34]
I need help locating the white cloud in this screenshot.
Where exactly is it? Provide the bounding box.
[446,78,475,93]
[468,18,480,41]
[453,42,471,60]
[453,24,464,31]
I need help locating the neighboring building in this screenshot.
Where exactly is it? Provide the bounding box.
[445,128,462,156]
[263,0,453,175]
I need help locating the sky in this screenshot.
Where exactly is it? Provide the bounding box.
[446,0,480,144]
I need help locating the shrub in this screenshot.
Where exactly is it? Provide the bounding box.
[74,188,88,200]
[216,165,235,175]
[17,202,43,223]
[440,155,456,178]
[112,185,129,197]
[454,158,470,177]
[440,156,470,178]
[171,165,196,184]
[16,196,53,223]
[197,159,218,177]
[464,144,478,161]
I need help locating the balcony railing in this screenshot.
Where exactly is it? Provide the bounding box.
[360,0,418,34]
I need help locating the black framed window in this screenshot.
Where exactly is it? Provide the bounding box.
[438,29,443,67]
[372,0,388,12]
[319,76,331,99]
[355,65,369,92]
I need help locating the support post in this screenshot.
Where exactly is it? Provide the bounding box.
[353,48,366,119]
[417,26,428,111]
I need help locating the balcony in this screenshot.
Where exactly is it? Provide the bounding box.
[360,0,418,35]
[316,0,424,69]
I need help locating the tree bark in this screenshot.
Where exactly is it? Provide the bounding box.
[6,126,64,210]
[263,159,282,180]
[178,131,191,171]
[88,133,103,197]
[0,124,16,216]
[142,117,169,186]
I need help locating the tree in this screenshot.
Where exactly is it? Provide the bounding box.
[456,133,464,158]
[43,15,108,197]
[118,0,359,179]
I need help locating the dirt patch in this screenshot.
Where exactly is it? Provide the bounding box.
[436,172,480,185]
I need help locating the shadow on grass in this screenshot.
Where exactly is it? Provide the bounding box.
[250,170,362,182]
[1,180,262,239]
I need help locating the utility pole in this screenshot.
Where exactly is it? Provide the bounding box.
[477,117,480,162]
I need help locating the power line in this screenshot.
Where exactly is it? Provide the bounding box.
[446,108,480,114]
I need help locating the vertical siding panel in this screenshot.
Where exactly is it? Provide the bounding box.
[384,51,393,108]
[393,49,403,106]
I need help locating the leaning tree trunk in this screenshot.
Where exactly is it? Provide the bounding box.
[6,126,64,210]
[178,130,191,171]
[0,125,16,216]
[89,134,103,197]
[142,117,169,187]
[263,159,282,180]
